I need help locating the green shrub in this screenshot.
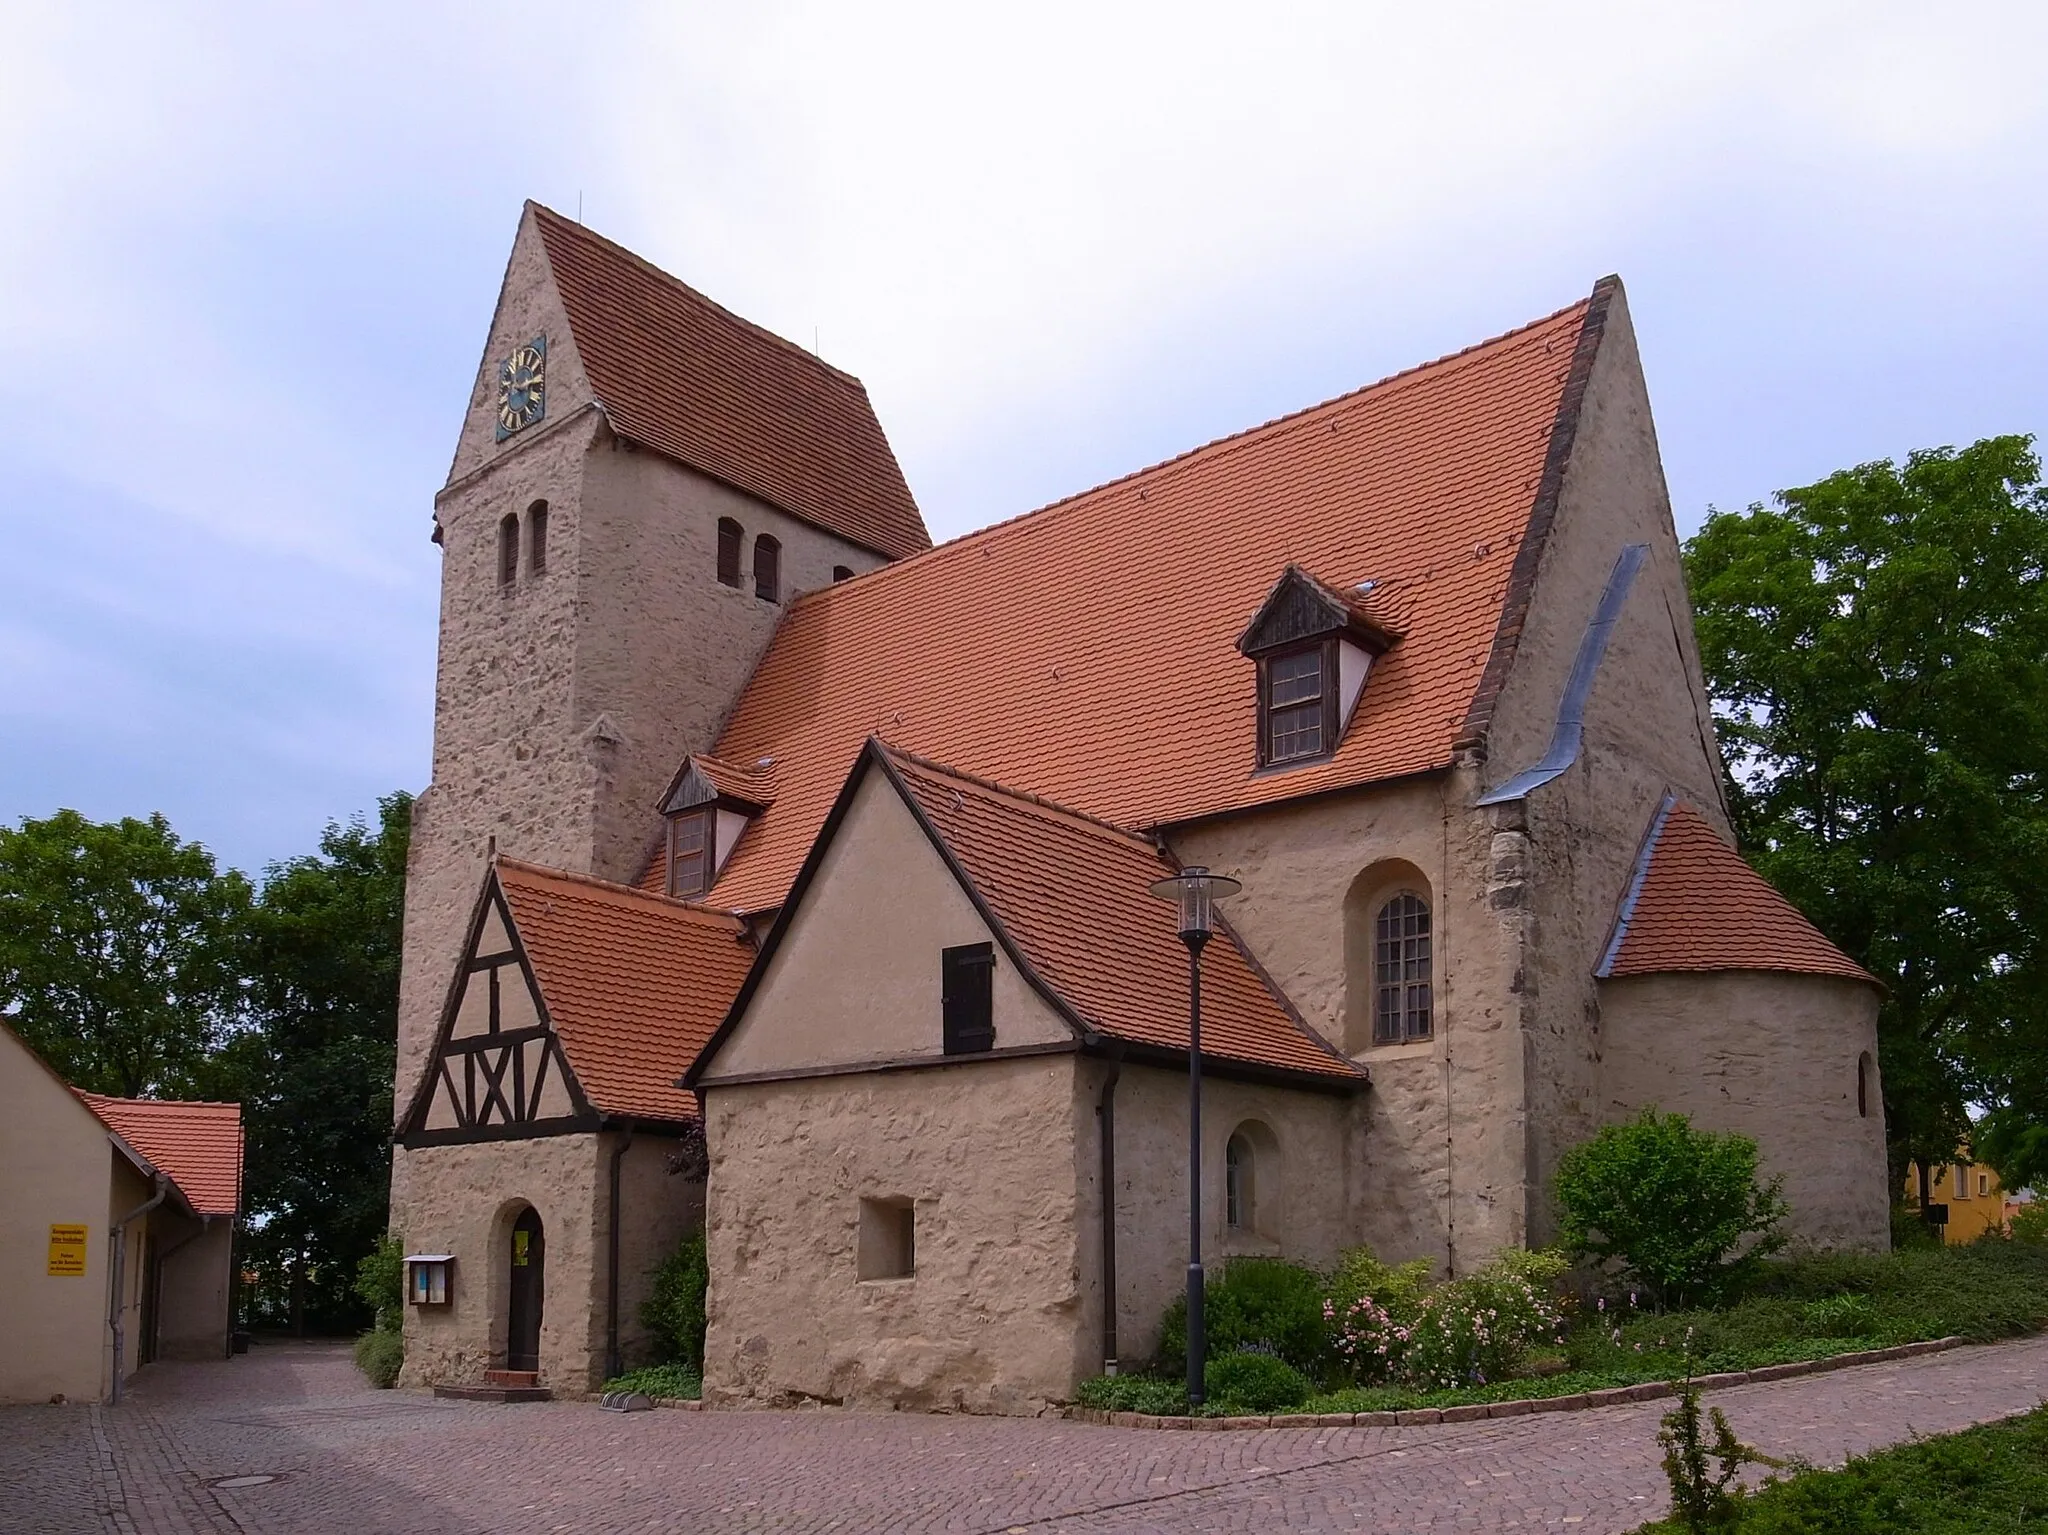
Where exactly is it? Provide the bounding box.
[1073,1373,1190,1415]
[1802,1294,1878,1339]
[1553,1109,1788,1306]
[1204,1350,1313,1412]
[601,1363,701,1400]
[1656,1373,1784,1532]
[1156,1257,1329,1379]
[640,1230,708,1372]
[2009,1202,2048,1246]
[353,1233,405,1333]
[354,1327,403,1388]
[1892,1202,1944,1250]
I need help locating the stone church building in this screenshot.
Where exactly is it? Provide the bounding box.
[390,202,1887,1410]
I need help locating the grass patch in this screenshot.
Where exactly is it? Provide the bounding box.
[1636,1404,2048,1533]
[600,1363,701,1400]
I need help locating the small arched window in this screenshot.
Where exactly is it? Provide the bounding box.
[1225,1132,1254,1230]
[1373,892,1432,1045]
[526,500,548,576]
[833,565,855,583]
[1857,1051,1874,1118]
[497,513,520,589]
[716,518,742,587]
[754,534,782,603]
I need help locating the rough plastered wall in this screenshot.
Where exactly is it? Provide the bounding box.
[1172,761,1527,1272]
[0,1029,117,1403]
[608,1129,707,1372]
[702,1055,1089,1414]
[1082,1059,1355,1367]
[1471,281,1732,1242]
[398,1134,607,1390]
[1599,972,1889,1250]
[702,769,1070,1082]
[153,1216,232,1362]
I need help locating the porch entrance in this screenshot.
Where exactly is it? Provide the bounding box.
[506,1207,545,1373]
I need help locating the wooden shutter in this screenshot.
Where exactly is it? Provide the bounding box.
[941,943,995,1054]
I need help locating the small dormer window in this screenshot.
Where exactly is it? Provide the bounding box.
[1262,643,1333,764]
[656,754,775,899]
[667,809,712,898]
[1238,566,1399,771]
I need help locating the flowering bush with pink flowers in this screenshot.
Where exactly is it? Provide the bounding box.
[1326,1246,1569,1390]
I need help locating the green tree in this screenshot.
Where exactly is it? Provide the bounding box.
[1553,1109,1788,1306]
[227,792,411,1333]
[1683,436,2048,1195]
[0,809,250,1096]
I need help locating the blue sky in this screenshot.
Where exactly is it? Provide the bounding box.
[3,1,2044,878]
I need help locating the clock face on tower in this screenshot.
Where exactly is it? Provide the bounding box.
[494,334,547,441]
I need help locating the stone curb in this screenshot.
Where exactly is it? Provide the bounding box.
[651,1396,705,1410]
[1061,1336,1969,1431]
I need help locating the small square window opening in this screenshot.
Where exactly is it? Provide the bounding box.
[857,1198,915,1280]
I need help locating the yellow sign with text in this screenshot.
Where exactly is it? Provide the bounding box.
[48,1224,89,1276]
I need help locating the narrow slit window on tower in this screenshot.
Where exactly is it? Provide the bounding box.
[497,513,520,589]
[716,518,742,587]
[526,500,548,575]
[1372,892,1432,1044]
[941,942,995,1054]
[1225,1133,1253,1230]
[754,534,782,603]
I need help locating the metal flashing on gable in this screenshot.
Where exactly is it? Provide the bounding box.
[1595,793,1677,978]
[1476,542,1650,806]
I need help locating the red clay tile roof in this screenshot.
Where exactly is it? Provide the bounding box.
[698,287,1605,914]
[883,747,1358,1080]
[496,858,756,1120]
[1599,800,1875,983]
[531,204,930,561]
[76,1094,243,1216]
[689,753,779,809]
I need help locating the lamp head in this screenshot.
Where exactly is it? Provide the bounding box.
[1146,866,1243,947]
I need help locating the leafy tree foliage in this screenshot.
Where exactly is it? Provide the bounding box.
[1553,1109,1788,1306]
[1683,437,2048,1190]
[227,793,411,1333]
[0,809,250,1096]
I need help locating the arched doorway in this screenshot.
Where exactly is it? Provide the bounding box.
[506,1207,546,1373]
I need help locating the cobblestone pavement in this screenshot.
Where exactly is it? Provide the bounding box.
[3,1335,2044,1534]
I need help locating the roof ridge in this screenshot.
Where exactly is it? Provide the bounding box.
[879,742,1153,846]
[527,201,869,389]
[76,1091,242,1110]
[495,854,749,923]
[782,283,1601,618]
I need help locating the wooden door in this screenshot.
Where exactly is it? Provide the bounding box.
[506,1208,545,1373]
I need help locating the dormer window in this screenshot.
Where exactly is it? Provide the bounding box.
[657,753,776,899]
[1262,643,1333,764]
[1237,566,1399,770]
[667,809,712,898]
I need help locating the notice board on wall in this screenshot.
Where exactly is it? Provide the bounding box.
[48,1224,88,1276]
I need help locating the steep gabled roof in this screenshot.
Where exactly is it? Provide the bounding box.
[1598,799,1876,983]
[695,742,1359,1085]
[496,858,756,1120]
[693,282,1613,913]
[530,204,930,561]
[76,1093,243,1216]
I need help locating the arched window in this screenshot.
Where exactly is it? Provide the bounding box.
[832,565,854,583]
[716,518,742,587]
[1857,1052,1874,1118]
[1373,892,1432,1045]
[497,513,519,589]
[754,534,782,603]
[526,500,548,576]
[1225,1132,1253,1230]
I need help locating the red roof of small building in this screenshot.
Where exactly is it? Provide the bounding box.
[496,858,757,1120]
[1599,800,1875,983]
[692,283,1612,914]
[76,1093,244,1216]
[882,746,1358,1080]
[531,203,930,561]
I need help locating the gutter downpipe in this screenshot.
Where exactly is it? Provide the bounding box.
[605,1120,637,1384]
[1097,1045,1125,1375]
[108,1174,170,1405]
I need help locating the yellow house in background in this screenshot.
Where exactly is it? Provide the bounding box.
[1904,1155,2013,1244]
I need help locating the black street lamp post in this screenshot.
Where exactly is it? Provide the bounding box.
[1147,865,1241,1408]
